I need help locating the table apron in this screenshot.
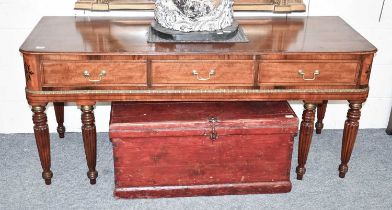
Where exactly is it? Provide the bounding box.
[25,88,369,104]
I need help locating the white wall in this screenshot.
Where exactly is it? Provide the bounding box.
[0,0,391,133]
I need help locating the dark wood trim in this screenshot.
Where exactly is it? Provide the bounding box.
[146,59,152,88]
[339,101,363,178]
[316,100,328,134]
[386,107,392,135]
[53,102,65,138]
[32,105,53,185]
[253,55,260,88]
[81,105,98,184]
[296,102,316,180]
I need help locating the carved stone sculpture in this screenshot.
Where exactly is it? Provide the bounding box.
[75,0,307,13]
[154,0,234,32]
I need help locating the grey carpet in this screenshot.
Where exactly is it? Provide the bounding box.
[1,129,391,210]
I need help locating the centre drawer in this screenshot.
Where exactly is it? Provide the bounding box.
[259,61,360,86]
[151,60,255,86]
[42,61,147,87]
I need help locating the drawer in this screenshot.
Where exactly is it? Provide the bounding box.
[259,61,359,86]
[152,60,254,86]
[42,61,147,87]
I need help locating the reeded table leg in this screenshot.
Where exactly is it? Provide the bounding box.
[54,102,65,138]
[80,105,98,185]
[296,103,316,180]
[32,105,53,185]
[339,101,363,178]
[316,100,328,134]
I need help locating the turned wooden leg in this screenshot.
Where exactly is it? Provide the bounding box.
[316,100,328,134]
[32,105,53,185]
[296,103,316,180]
[386,107,392,135]
[80,105,98,185]
[54,102,65,138]
[339,101,363,178]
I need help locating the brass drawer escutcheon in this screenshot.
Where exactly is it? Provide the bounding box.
[208,116,218,142]
[83,70,107,83]
[298,69,320,81]
[192,69,216,81]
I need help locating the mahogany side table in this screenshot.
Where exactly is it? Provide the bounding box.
[19,16,377,184]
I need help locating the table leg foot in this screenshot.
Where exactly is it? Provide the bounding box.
[43,171,53,185]
[32,105,53,185]
[316,100,328,134]
[54,102,65,138]
[88,171,98,185]
[386,107,392,135]
[296,167,306,180]
[338,164,348,178]
[296,103,316,180]
[81,105,98,185]
[339,101,363,178]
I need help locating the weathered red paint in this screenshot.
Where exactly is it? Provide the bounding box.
[110,101,298,198]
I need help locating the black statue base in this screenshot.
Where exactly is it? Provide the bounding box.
[147,21,248,43]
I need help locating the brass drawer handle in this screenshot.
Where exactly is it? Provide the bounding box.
[83,70,107,83]
[298,70,320,81]
[192,69,216,81]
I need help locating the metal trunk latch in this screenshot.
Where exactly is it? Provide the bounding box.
[208,116,218,142]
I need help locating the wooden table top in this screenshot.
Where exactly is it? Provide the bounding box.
[20,16,376,55]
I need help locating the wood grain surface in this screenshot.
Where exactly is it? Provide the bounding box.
[20,16,376,54]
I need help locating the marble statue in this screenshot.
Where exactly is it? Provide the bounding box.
[154,0,234,32]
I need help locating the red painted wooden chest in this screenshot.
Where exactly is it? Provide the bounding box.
[109,101,298,198]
